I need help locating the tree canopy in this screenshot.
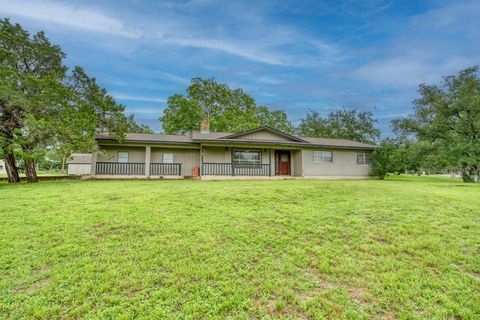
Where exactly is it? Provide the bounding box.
[392,66,480,182]
[160,78,293,134]
[297,108,380,144]
[0,19,148,182]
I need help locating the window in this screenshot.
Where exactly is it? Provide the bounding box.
[0,165,3,170]
[233,149,261,164]
[117,152,129,163]
[314,150,333,163]
[163,153,174,163]
[357,152,372,164]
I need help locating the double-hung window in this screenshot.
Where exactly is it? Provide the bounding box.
[117,152,129,163]
[314,150,333,163]
[233,149,261,165]
[163,153,174,164]
[356,152,372,164]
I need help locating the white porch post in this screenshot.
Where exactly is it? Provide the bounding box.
[145,146,151,177]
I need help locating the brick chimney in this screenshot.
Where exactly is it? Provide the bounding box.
[200,119,210,134]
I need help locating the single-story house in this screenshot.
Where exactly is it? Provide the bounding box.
[67,153,93,175]
[90,125,377,179]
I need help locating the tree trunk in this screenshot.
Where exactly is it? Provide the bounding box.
[24,158,39,183]
[4,151,20,183]
[61,154,66,172]
[462,167,475,183]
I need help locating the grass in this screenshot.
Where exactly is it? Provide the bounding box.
[0,171,68,178]
[0,176,479,319]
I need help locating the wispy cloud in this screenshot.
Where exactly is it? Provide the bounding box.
[352,1,480,88]
[0,0,342,67]
[112,93,166,103]
[0,0,139,37]
[124,107,163,115]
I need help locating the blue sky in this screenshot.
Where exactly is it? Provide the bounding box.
[1,0,479,135]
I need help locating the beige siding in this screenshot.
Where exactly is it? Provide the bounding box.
[203,146,272,164]
[234,129,294,141]
[68,164,91,175]
[203,146,231,162]
[151,148,200,176]
[97,146,146,163]
[302,149,371,177]
[291,150,303,176]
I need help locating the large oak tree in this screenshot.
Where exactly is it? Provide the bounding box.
[0,19,148,183]
[297,108,380,144]
[160,78,293,134]
[393,66,480,182]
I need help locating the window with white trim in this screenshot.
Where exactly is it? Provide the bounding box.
[163,153,174,163]
[356,152,372,164]
[117,152,129,163]
[233,149,261,164]
[314,150,333,163]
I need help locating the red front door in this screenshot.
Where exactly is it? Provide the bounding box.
[275,150,291,175]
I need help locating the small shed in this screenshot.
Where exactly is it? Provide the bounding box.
[67,153,92,175]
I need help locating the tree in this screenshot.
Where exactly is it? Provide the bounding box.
[54,67,152,171]
[297,108,380,143]
[161,78,293,134]
[0,18,66,182]
[371,139,412,179]
[393,66,480,182]
[0,19,149,182]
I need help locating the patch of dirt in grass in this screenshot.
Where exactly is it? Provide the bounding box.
[348,286,369,307]
[465,271,480,281]
[264,298,311,320]
[16,277,51,294]
[305,268,336,292]
[95,224,130,240]
[374,236,390,245]
[16,264,52,294]
[375,310,397,319]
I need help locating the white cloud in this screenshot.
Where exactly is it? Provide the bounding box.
[0,0,341,67]
[112,93,166,103]
[124,106,163,115]
[354,57,464,87]
[352,1,480,88]
[0,0,139,37]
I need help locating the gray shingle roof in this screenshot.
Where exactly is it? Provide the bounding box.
[96,127,377,150]
[300,137,377,149]
[96,132,194,143]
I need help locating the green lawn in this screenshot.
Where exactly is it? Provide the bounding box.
[1,177,479,319]
[0,172,68,178]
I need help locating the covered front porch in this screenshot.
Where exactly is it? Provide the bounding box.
[200,145,302,177]
[93,145,199,177]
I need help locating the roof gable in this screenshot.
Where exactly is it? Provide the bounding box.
[222,126,307,142]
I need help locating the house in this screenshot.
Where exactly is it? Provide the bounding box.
[67,153,93,175]
[0,159,6,174]
[90,124,377,179]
